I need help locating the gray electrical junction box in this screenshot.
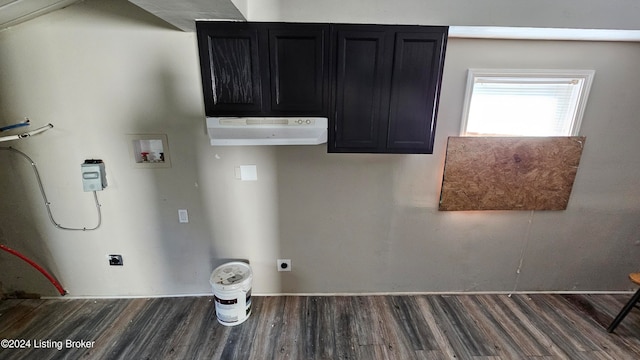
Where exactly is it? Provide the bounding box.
[81,159,107,192]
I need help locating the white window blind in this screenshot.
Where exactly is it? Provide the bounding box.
[461,70,595,137]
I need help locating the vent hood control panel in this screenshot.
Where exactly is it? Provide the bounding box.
[206,117,328,146]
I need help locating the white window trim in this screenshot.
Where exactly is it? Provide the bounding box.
[460,69,596,136]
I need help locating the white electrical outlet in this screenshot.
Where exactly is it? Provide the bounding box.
[277,259,291,272]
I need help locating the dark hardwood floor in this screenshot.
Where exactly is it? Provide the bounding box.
[1,293,640,359]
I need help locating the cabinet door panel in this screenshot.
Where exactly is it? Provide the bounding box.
[269,26,328,114]
[332,29,388,151]
[197,25,263,115]
[386,31,446,153]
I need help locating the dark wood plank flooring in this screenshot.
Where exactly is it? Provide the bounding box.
[1,294,640,359]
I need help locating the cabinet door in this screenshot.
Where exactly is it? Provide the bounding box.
[268,25,329,115]
[330,27,391,152]
[386,29,447,153]
[197,23,263,115]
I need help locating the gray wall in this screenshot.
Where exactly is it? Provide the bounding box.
[0,0,639,297]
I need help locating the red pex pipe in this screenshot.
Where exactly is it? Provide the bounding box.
[0,244,67,296]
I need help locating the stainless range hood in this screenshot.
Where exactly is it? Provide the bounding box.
[206,117,328,146]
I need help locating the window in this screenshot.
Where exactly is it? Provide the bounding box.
[460,69,595,136]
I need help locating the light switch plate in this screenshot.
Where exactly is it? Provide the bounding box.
[178,209,189,223]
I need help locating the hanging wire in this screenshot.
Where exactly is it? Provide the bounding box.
[0,146,102,231]
[0,118,30,132]
[0,123,53,143]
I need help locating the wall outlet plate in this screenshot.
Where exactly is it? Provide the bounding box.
[277,259,291,272]
[109,254,123,266]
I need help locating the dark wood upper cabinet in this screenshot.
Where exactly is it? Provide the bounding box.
[268,25,329,114]
[196,25,263,114]
[196,21,329,117]
[196,22,447,154]
[331,27,390,151]
[329,25,448,154]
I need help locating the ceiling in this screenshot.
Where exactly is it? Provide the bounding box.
[128,0,245,31]
[0,0,81,29]
[2,0,640,41]
[0,0,245,32]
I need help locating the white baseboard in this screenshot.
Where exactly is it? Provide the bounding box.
[43,290,635,300]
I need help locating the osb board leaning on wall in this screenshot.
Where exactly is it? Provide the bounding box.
[439,136,586,211]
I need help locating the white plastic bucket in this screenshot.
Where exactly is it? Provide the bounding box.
[210,261,253,326]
